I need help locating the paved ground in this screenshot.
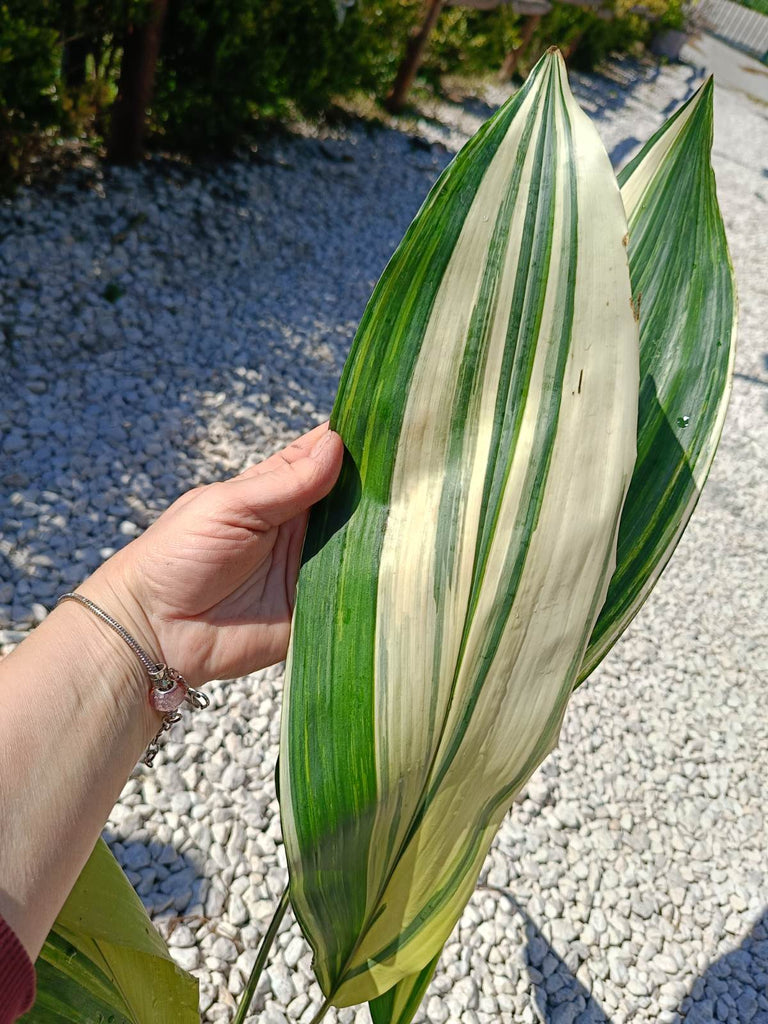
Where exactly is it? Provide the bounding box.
[0,37,766,1024]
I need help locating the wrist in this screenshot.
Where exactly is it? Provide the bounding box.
[55,567,164,746]
[75,557,164,666]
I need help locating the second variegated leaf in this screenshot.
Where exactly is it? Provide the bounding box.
[580,76,736,681]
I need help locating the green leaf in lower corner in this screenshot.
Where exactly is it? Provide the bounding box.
[21,931,133,1024]
[21,839,198,1024]
[579,76,736,682]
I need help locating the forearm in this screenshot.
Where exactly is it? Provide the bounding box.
[0,426,343,963]
[0,569,160,959]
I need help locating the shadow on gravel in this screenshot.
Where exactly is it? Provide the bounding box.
[102,829,208,924]
[573,58,706,170]
[679,909,768,1024]
[661,64,709,116]
[570,57,662,121]
[481,884,768,1024]
[481,885,610,1024]
[0,128,416,627]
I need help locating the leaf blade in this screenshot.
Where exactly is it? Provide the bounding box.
[24,840,198,1024]
[580,77,737,682]
[368,954,441,1024]
[282,48,638,1009]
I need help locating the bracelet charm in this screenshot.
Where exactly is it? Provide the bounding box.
[148,666,189,713]
[56,592,209,767]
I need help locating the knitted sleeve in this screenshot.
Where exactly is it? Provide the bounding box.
[0,915,35,1023]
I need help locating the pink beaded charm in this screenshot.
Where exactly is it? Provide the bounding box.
[150,681,187,713]
[53,593,209,768]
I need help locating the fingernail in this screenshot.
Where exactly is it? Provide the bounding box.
[310,432,334,459]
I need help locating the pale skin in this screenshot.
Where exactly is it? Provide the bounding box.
[0,422,344,960]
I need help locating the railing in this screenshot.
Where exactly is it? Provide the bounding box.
[690,0,768,59]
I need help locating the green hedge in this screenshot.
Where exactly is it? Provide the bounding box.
[0,0,685,187]
[0,3,60,183]
[151,0,415,152]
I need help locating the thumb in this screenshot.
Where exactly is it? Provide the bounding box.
[221,429,344,527]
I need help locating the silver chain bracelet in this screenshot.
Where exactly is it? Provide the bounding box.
[56,592,209,766]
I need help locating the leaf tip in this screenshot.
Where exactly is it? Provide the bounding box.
[687,74,715,115]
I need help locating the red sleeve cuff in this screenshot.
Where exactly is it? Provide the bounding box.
[0,914,36,1023]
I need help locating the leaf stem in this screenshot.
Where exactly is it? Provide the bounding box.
[308,997,333,1024]
[232,885,291,1024]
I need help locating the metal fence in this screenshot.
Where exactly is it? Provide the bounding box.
[691,0,768,59]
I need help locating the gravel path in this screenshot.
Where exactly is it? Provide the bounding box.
[1,44,766,1024]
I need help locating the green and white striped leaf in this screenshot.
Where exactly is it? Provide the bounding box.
[22,839,198,1024]
[368,77,737,1023]
[579,77,736,681]
[280,48,638,1010]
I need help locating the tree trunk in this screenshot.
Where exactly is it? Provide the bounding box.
[561,31,585,61]
[498,14,541,82]
[62,37,90,90]
[107,0,168,164]
[385,0,444,114]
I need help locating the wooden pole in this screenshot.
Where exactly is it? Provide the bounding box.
[498,13,541,81]
[107,0,168,164]
[384,0,445,114]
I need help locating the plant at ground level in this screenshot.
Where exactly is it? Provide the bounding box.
[0,3,60,190]
[0,0,150,188]
[151,0,416,152]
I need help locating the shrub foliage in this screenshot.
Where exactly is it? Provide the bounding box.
[0,0,686,185]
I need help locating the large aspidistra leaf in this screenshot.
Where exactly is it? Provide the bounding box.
[368,75,737,1023]
[281,49,638,1010]
[369,75,736,1024]
[22,839,198,1024]
[579,77,736,681]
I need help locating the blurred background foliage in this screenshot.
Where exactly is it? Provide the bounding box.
[0,0,686,188]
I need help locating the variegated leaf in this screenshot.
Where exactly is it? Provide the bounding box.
[579,76,736,681]
[23,840,198,1024]
[280,48,638,1011]
[368,954,440,1024]
[368,75,736,1024]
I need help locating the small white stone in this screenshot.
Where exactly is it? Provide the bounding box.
[426,995,449,1023]
[31,602,47,623]
[171,946,199,971]
[453,976,479,1010]
[284,936,305,968]
[267,963,296,1004]
[210,936,238,963]
[169,924,196,948]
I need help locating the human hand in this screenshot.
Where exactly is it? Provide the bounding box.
[1,429,343,961]
[77,423,343,685]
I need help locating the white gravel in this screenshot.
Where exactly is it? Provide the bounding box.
[1,42,766,1024]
